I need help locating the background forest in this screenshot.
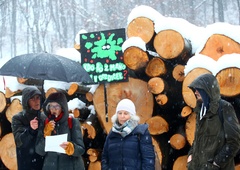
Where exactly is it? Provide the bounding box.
[0,0,240,59]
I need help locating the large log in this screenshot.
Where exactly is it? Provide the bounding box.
[88,160,101,170]
[200,34,240,61]
[172,155,188,170]
[185,112,196,146]
[151,137,162,170]
[127,17,154,44]
[145,57,166,77]
[216,67,240,97]
[82,113,101,139]
[182,68,211,108]
[146,116,169,135]
[0,91,6,113]
[5,87,21,99]
[6,98,23,123]
[147,77,168,95]
[153,30,192,64]
[67,83,90,95]
[172,64,185,82]
[0,133,17,170]
[169,125,186,150]
[93,77,154,134]
[87,148,102,163]
[123,46,149,71]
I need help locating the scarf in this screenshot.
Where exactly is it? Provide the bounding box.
[112,119,138,137]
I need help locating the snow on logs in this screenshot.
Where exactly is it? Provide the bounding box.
[123,5,240,169]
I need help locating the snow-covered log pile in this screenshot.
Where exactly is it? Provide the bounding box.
[121,5,240,170]
[1,5,240,170]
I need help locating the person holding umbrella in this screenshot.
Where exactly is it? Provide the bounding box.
[11,86,46,170]
[35,92,85,170]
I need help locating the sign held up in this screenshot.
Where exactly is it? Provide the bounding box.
[80,28,128,84]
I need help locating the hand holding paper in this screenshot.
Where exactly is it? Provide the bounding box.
[45,133,68,154]
[60,142,75,155]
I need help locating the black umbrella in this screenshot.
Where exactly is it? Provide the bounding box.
[0,52,93,84]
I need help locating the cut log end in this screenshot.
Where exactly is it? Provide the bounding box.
[172,64,185,82]
[148,77,166,94]
[145,57,166,77]
[181,106,192,117]
[127,17,154,43]
[0,133,17,170]
[200,34,240,61]
[154,30,185,60]
[169,134,186,150]
[123,47,149,71]
[0,91,7,112]
[146,116,169,135]
[216,68,240,97]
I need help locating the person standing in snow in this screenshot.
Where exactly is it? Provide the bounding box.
[187,73,240,170]
[11,86,45,170]
[101,98,155,170]
[35,92,85,170]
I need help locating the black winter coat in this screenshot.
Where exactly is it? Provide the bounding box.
[101,124,155,170]
[11,87,45,170]
[188,74,240,170]
[35,92,85,170]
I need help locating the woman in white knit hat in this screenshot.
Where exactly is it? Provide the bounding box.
[101,98,155,170]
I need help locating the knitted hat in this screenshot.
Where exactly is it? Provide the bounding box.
[116,99,136,116]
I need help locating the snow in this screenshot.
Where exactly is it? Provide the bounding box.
[74,29,88,45]
[195,22,240,54]
[127,5,164,24]
[122,37,146,52]
[184,54,216,75]
[1,5,240,114]
[184,53,240,76]
[122,5,240,77]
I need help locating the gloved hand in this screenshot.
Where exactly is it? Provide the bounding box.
[65,142,74,155]
[44,121,55,137]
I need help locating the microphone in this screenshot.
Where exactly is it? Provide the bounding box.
[49,114,55,121]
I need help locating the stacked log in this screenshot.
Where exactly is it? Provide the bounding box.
[1,5,240,170]
[121,5,240,170]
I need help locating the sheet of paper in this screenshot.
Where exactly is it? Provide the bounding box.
[45,133,68,154]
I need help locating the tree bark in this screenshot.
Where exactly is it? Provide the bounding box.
[93,77,154,134]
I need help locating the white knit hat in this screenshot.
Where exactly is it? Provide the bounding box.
[116,99,136,116]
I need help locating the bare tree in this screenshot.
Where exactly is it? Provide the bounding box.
[237,0,240,24]
[217,0,224,22]
[11,0,17,57]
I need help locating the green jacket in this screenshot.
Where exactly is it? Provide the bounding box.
[188,74,240,170]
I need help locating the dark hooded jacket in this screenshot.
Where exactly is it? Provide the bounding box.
[35,92,85,170]
[101,124,155,170]
[187,73,240,170]
[11,86,45,170]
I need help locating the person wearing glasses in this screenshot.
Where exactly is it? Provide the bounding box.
[35,92,85,170]
[11,86,46,170]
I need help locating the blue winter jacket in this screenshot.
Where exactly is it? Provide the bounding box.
[101,124,155,170]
